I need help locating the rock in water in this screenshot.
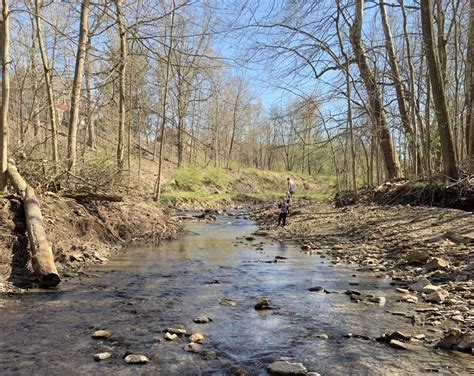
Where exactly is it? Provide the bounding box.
[189,333,204,343]
[182,343,203,353]
[92,330,112,339]
[94,352,112,361]
[267,360,308,375]
[219,298,237,307]
[124,354,149,364]
[308,286,324,292]
[425,258,449,271]
[164,332,178,341]
[193,316,212,324]
[389,339,414,350]
[255,298,273,310]
[166,325,187,336]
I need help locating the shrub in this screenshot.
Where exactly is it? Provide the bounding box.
[172,167,204,191]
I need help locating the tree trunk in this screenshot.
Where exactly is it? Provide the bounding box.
[0,5,9,191]
[469,0,474,172]
[35,0,58,174]
[85,35,96,150]
[349,0,401,180]
[154,4,175,201]
[6,163,60,287]
[114,0,127,171]
[67,0,89,173]
[380,0,423,175]
[420,0,458,178]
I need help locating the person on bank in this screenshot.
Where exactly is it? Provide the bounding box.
[278,198,290,227]
[287,177,296,198]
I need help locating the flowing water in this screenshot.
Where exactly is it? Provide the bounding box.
[0,215,472,375]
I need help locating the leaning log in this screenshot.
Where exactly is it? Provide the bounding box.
[6,163,60,287]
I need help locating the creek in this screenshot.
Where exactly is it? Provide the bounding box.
[0,214,472,375]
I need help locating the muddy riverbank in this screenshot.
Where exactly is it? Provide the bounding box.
[0,214,472,375]
[0,194,180,293]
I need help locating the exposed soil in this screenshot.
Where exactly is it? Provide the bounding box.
[253,201,474,338]
[0,193,180,293]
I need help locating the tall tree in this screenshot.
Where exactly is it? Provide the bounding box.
[0,1,9,191]
[469,0,474,173]
[349,0,401,180]
[420,0,458,178]
[114,0,128,171]
[34,0,59,174]
[67,0,90,173]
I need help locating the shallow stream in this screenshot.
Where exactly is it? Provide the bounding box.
[0,215,472,375]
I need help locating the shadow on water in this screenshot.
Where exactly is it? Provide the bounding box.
[0,215,472,375]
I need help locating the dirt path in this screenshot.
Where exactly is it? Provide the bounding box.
[254,202,473,348]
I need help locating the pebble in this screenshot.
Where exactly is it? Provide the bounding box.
[189,333,204,343]
[182,343,203,353]
[219,298,237,307]
[367,296,386,306]
[193,316,212,324]
[267,360,307,375]
[425,289,449,303]
[164,332,178,340]
[124,354,149,364]
[93,352,112,361]
[316,333,329,339]
[255,298,273,310]
[389,339,413,350]
[308,286,324,292]
[166,325,187,335]
[92,330,112,339]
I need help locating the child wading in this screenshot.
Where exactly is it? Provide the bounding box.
[278,199,290,227]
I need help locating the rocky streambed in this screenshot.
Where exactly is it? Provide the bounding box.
[0,211,472,375]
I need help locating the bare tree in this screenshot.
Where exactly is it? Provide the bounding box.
[67,0,89,173]
[421,0,458,179]
[0,1,9,190]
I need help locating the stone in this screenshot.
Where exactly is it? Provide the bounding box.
[406,251,430,263]
[300,244,311,250]
[164,332,178,341]
[255,298,273,310]
[367,296,386,306]
[193,316,212,324]
[219,298,237,307]
[425,289,449,303]
[308,287,324,292]
[316,333,329,339]
[395,288,410,294]
[399,295,418,304]
[92,330,112,339]
[94,352,112,361]
[182,343,203,353]
[425,258,450,272]
[409,277,431,292]
[124,354,149,364]
[413,334,426,340]
[437,329,474,353]
[422,284,442,294]
[389,331,411,342]
[252,230,270,236]
[245,236,255,241]
[267,360,308,375]
[189,333,204,343]
[389,339,413,350]
[166,325,187,335]
[306,373,321,376]
[232,368,251,376]
[275,256,288,260]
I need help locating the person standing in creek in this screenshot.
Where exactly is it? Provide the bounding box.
[277,198,290,227]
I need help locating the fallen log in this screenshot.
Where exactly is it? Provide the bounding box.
[63,192,123,203]
[6,162,60,287]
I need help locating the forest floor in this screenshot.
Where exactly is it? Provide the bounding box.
[253,201,473,348]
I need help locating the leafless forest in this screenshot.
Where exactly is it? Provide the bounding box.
[0,0,473,196]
